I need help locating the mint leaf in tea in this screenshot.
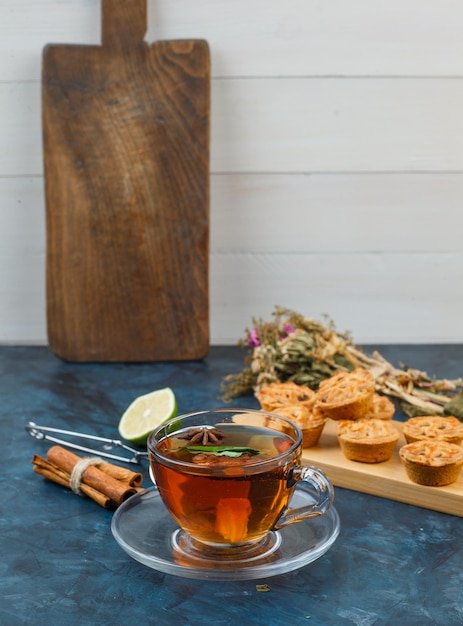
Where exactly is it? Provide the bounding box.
[185,445,260,457]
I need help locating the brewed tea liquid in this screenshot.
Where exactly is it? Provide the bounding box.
[151,424,298,545]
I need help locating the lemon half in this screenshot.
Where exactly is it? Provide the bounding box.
[118,387,177,445]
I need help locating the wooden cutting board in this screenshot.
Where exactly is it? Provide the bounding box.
[42,0,210,362]
[302,420,463,517]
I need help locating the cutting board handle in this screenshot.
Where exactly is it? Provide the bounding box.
[102,0,147,49]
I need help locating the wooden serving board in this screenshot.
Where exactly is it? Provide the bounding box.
[42,0,210,362]
[302,420,463,517]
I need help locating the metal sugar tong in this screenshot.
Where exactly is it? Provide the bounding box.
[26,422,149,465]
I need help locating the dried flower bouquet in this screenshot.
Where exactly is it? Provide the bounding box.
[221,307,463,420]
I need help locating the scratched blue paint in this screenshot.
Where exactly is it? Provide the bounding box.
[1,345,463,625]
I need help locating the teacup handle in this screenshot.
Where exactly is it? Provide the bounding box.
[273,466,334,529]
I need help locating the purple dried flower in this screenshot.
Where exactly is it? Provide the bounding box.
[248,328,260,347]
[283,324,296,335]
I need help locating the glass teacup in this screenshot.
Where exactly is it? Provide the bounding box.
[147,408,334,560]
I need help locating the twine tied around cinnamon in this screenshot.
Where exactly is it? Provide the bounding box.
[32,445,144,509]
[69,456,104,495]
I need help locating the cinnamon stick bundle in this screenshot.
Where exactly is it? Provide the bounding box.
[32,445,144,509]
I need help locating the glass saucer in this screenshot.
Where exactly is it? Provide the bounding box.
[111,485,340,581]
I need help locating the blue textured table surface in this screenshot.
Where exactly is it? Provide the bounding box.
[1,345,463,626]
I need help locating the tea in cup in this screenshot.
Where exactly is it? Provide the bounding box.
[147,408,334,558]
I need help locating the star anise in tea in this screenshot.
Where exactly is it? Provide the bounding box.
[178,427,225,446]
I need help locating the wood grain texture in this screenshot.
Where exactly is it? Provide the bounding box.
[211,173,463,253]
[302,420,463,517]
[3,0,463,81]
[148,0,463,77]
[211,77,463,173]
[210,252,463,344]
[1,173,463,344]
[43,0,210,361]
[1,1,463,346]
[5,78,463,176]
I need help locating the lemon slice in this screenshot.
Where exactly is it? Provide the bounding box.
[118,387,177,445]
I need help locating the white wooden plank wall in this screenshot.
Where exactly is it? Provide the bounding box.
[1,0,462,347]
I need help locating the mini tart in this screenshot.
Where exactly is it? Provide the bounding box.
[402,415,463,445]
[399,440,463,486]
[318,369,350,392]
[337,418,400,463]
[255,381,315,412]
[314,369,375,420]
[276,404,326,448]
[363,394,395,421]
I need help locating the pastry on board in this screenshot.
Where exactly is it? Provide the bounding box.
[317,369,351,392]
[256,381,315,413]
[276,403,326,448]
[363,394,395,421]
[402,415,463,445]
[314,368,375,420]
[399,440,463,486]
[337,418,400,463]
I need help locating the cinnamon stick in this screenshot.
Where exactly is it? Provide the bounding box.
[32,455,111,508]
[97,461,143,487]
[47,446,137,505]
[32,446,143,509]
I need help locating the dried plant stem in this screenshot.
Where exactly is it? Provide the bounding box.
[221,307,463,420]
